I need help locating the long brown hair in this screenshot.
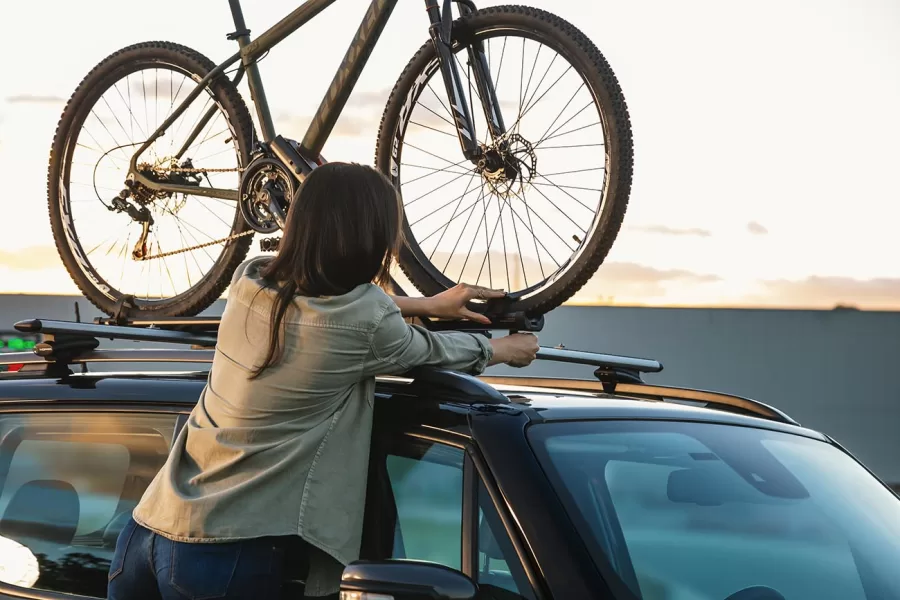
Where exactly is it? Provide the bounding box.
[249,162,402,378]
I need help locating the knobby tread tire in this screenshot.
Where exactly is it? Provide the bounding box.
[47,41,255,317]
[376,5,633,315]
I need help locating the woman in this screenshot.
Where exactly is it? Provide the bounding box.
[107,162,539,600]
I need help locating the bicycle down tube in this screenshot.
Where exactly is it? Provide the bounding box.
[127,0,503,200]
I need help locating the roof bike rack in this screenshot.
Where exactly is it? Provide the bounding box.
[7,318,509,404]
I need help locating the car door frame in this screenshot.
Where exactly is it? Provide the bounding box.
[363,420,549,599]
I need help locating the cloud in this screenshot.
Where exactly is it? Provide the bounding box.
[5,95,66,105]
[0,246,63,271]
[349,89,390,110]
[629,224,712,237]
[274,112,370,138]
[747,221,768,235]
[757,276,900,310]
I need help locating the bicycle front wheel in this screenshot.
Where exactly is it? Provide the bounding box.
[48,41,256,318]
[376,5,633,315]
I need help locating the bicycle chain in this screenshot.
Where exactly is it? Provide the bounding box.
[137,164,255,261]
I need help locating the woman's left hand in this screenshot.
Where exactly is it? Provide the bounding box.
[427,283,506,324]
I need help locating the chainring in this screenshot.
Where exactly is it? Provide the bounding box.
[238,157,295,233]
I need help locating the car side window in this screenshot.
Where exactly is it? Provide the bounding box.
[477,479,536,599]
[385,439,464,569]
[0,411,176,598]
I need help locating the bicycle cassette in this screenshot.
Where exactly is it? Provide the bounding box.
[238,157,296,233]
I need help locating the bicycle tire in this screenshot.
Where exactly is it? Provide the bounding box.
[47,41,256,318]
[376,5,632,316]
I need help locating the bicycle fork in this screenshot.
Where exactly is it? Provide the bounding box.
[426,0,508,164]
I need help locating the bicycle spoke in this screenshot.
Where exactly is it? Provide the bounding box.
[410,180,484,228]
[86,234,116,257]
[113,81,148,140]
[536,83,586,145]
[406,168,477,209]
[403,142,473,170]
[426,83,456,124]
[539,120,601,144]
[430,171,480,262]
[476,192,505,284]
[416,192,489,245]
[508,184,578,252]
[126,76,135,140]
[443,183,485,273]
[141,70,150,146]
[401,160,471,185]
[418,101,456,130]
[409,120,457,138]
[119,231,131,289]
[508,185,544,282]
[156,234,178,297]
[520,64,572,125]
[500,193,567,264]
[492,37,508,96]
[458,185,491,283]
[531,173,596,219]
[522,54,559,119]
[531,181,603,193]
[535,101,593,148]
[171,217,196,288]
[519,43,542,123]
[538,143,604,150]
[539,166,605,177]
[92,105,134,163]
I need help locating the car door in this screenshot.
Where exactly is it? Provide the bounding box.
[0,404,184,599]
[362,426,541,600]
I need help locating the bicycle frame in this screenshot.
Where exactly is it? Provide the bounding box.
[128,0,506,202]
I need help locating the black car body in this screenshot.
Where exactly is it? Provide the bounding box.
[0,318,898,600]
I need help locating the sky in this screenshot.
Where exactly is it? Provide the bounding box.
[1,0,899,309]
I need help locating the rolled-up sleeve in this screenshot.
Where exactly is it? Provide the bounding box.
[363,302,493,377]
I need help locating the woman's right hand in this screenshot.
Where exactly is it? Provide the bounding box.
[489,333,539,368]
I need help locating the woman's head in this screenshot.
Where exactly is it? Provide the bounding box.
[260,162,403,295]
[251,162,403,378]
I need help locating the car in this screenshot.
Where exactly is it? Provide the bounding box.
[0,316,898,600]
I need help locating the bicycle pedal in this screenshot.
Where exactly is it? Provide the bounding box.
[259,237,280,252]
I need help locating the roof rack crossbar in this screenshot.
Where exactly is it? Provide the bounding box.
[15,319,216,347]
[535,347,662,374]
[0,349,216,366]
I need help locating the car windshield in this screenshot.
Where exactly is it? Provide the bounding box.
[527,420,900,600]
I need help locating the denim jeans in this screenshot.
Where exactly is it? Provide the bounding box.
[107,517,335,600]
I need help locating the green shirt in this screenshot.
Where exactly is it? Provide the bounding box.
[133,257,492,595]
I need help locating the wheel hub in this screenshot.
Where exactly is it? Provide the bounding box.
[477,133,537,199]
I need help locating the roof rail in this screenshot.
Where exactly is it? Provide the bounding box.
[479,375,796,425]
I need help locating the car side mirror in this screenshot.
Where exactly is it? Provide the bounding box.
[340,560,477,600]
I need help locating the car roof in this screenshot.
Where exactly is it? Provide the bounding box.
[0,369,820,442]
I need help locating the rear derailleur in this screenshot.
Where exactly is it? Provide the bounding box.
[109,189,154,260]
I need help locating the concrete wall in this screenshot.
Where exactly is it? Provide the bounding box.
[2,295,898,485]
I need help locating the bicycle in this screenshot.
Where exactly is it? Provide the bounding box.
[48,0,633,319]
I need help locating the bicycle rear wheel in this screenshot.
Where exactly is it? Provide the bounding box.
[48,41,255,317]
[376,5,632,315]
